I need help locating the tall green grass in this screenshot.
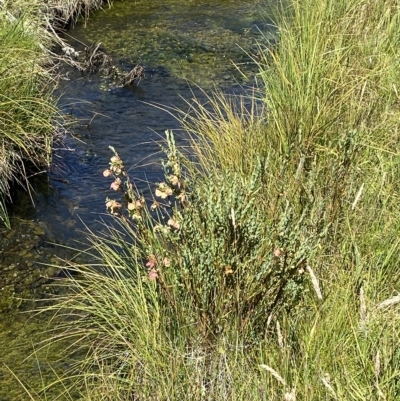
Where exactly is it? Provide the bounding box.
[32,0,400,399]
[0,0,114,226]
[0,4,59,226]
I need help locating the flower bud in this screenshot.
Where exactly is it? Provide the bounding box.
[110,178,121,191]
[168,218,180,230]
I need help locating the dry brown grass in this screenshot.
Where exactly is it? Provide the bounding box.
[2,0,113,24]
[46,0,113,24]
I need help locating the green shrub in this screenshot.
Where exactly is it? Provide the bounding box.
[83,135,326,341]
[169,162,318,340]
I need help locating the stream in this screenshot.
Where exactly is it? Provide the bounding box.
[0,0,274,398]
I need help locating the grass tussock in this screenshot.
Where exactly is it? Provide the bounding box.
[2,0,113,25]
[48,0,113,23]
[32,0,400,399]
[0,5,59,225]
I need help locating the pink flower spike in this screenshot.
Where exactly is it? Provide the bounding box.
[150,201,159,211]
[148,269,158,281]
[170,175,180,186]
[103,169,112,177]
[155,188,168,199]
[168,218,180,230]
[110,178,121,191]
[105,199,122,214]
[146,255,157,269]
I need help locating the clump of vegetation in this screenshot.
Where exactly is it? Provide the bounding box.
[2,0,113,26]
[48,0,113,23]
[30,0,400,399]
[0,5,59,226]
[0,0,116,227]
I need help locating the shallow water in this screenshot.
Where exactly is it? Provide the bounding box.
[1,0,273,398]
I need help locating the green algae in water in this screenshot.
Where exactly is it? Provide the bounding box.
[0,218,88,400]
[71,0,274,87]
[0,310,82,401]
